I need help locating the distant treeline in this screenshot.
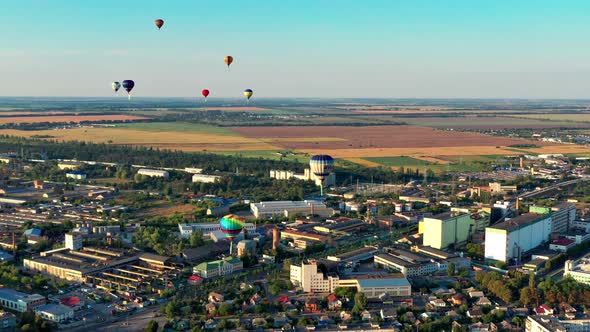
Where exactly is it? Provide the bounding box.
[0,135,429,184]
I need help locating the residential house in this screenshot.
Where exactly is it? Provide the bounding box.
[327,294,342,310]
[467,306,483,319]
[469,290,485,298]
[305,298,321,313]
[476,297,492,306]
[207,292,224,303]
[450,293,467,306]
[205,303,216,315]
[34,304,74,323]
[534,304,554,315]
[429,299,446,309]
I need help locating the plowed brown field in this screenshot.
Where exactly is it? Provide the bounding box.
[230,125,544,150]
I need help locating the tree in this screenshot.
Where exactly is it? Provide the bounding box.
[447,262,456,276]
[353,292,368,315]
[189,230,204,247]
[217,302,231,316]
[269,284,281,296]
[297,317,308,327]
[144,320,159,332]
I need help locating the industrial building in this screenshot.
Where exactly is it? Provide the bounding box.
[290,261,411,297]
[193,257,243,279]
[0,289,45,312]
[178,222,256,238]
[137,169,169,178]
[564,256,590,286]
[314,217,365,234]
[326,246,378,264]
[530,203,576,234]
[34,303,74,323]
[269,169,336,187]
[23,247,179,291]
[484,213,552,263]
[250,200,335,218]
[191,174,221,183]
[422,212,470,249]
[374,247,470,277]
[526,315,590,332]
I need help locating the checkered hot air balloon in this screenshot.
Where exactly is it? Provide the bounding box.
[219,214,245,241]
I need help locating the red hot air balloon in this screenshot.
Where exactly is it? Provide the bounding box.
[154,19,164,30]
[202,89,210,98]
[224,56,233,69]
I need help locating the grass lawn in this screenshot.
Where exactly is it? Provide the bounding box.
[212,150,310,163]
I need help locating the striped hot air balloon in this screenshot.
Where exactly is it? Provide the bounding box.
[219,214,244,241]
[310,155,334,196]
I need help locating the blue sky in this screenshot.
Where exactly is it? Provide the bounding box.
[2,0,590,98]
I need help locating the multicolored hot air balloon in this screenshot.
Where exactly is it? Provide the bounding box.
[122,80,135,100]
[112,81,121,93]
[154,19,164,30]
[310,155,334,196]
[244,89,253,102]
[202,89,210,101]
[220,214,244,241]
[224,56,233,69]
[220,214,245,254]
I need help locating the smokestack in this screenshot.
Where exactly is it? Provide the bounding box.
[272,228,280,251]
[519,157,524,169]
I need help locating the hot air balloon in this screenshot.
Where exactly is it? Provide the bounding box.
[309,155,334,196]
[220,214,245,254]
[244,89,253,102]
[202,89,210,102]
[112,81,121,93]
[154,19,164,30]
[224,56,233,69]
[122,80,135,100]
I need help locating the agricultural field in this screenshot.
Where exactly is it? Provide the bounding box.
[508,114,590,122]
[0,114,147,124]
[372,116,590,129]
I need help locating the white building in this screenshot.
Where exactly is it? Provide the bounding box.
[66,172,87,180]
[192,174,221,183]
[290,262,338,293]
[184,167,203,174]
[34,303,74,323]
[485,213,552,263]
[178,222,256,238]
[564,257,590,286]
[0,289,45,312]
[530,203,576,234]
[290,261,411,297]
[526,315,590,332]
[270,169,336,187]
[64,233,82,250]
[137,169,169,178]
[250,200,335,218]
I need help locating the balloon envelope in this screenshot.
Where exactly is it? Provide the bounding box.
[243,89,253,100]
[224,56,233,67]
[112,82,121,93]
[122,80,135,93]
[309,155,334,181]
[202,89,210,98]
[220,214,244,240]
[154,19,164,29]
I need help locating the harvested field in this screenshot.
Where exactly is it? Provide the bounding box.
[300,145,589,159]
[376,116,590,129]
[0,128,279,152]
[0,114,147,124]
[231,125,543,150]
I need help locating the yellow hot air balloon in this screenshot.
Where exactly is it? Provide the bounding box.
[243,89,253,100]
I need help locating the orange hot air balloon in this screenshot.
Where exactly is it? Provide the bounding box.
[224,56,233,68]
[154,19,164,30]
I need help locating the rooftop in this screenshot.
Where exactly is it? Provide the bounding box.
[355,274,410,288]
[35,303,72,315]
[430,211,467,221]
[489,213,549,232]
[0,289,44,303]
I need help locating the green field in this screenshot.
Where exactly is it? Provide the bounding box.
[117,122,240,135]
[213,150,310,163]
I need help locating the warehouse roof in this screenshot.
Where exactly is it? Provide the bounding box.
[489,213,548,232]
